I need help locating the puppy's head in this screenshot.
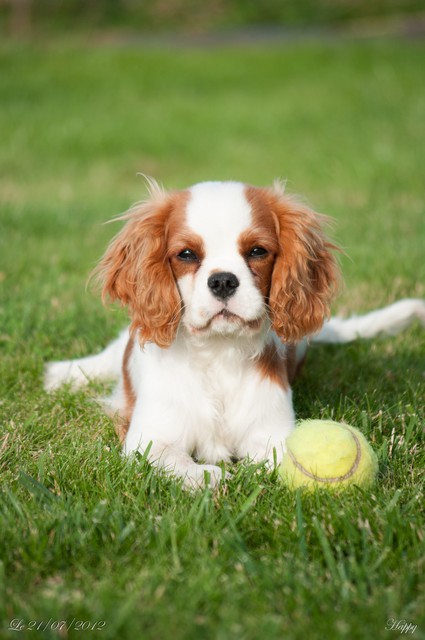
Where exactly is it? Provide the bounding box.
[98,179,339,347]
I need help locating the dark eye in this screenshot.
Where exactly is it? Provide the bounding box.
[177,249,199,262]
[248,246,268,258]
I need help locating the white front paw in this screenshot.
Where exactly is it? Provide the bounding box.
[183,464,229,490]
[244,441,286,469]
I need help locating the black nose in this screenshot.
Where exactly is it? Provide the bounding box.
[207,272,240,300]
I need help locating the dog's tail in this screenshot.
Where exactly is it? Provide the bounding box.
[312,299,425,344]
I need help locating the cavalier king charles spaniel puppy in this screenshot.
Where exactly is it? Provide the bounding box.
[45,179,425,488]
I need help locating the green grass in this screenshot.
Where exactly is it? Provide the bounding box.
[1,39,424,639]
[1,0,424,35]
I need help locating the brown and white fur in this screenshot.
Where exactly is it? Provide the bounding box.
[44,179,425,488]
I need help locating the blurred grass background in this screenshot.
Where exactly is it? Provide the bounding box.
[1,0,424,37]
[0,3,425,639]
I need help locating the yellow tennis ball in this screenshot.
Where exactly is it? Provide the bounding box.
[279,419,378,491]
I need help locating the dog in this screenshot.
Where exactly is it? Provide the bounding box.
[44,179,425,488]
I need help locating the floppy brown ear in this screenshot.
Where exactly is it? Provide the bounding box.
[96,187,182,348]
[268,188,340,343]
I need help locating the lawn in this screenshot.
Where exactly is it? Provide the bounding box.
[0,38,424,639]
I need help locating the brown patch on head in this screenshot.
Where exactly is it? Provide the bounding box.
[255,342,289,390]
[240,186,279,298]
[95,184,191,348]
[167,222,205,279]
[245,184,340,343]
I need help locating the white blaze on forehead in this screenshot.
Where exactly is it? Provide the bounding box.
[178,181,266,331]
[186,182,252,255]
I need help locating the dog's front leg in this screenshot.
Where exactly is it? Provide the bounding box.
[236,386,296,468]
[123,397,226,490]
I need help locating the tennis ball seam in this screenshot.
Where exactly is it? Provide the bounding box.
[286,425,361,483]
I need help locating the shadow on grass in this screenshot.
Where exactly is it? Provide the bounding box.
[294,331,424,419]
